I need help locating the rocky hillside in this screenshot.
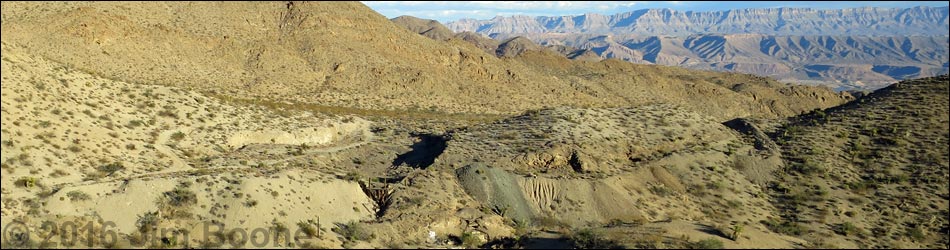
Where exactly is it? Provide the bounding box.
[447,6,950,90]
[390,15,455,41]
[0,42,382,248]
[1,2,945,249]
[1,1,848,121]
[769,75,949,248]
[392,18,599,62]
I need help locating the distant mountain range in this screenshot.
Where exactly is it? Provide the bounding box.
[447,6,950,90]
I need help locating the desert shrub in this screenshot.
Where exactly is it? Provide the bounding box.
[15,176,38,188]
[570,228,621,249]
[790,159,824,175]
[649,185,675,197]
[136,211,160,233]
[158,110,178,119]
[730,224,744,241]
[762,219,804,236]
[512,219,529,236]
[342,172,362,182]
[170,132,186,141]
[691,238,724,249]
[846,180,878,194]
[162,186,197,207]
[460,232,484,248]
[98,162,125,175]
[906,226,925,241]
[297,221,318,238]
[726,200,743,209]
[333,221,374,242]
[126,120,144,128]
[731,155,753,171]
[50,169,69,177]
[834,222,861,236]
[67,190,91,201]
[706,181,724,191]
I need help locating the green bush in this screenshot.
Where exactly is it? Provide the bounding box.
[730,224,744,241]
[691,238,724,249]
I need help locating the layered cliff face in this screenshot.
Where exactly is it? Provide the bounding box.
[448,6,950,36]
[448,6,950,90]
[533,34,948,90]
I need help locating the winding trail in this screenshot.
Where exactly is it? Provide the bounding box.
[50,132,376,191]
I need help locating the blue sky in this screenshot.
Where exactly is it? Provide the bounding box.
[362,1,949,23]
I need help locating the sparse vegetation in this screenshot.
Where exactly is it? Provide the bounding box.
[691,238,724,249]
[66,190,91,201]
[333,221,374,242]
[833,222,861,236]
[97,162,125,175]
[459,232,484,248]
[162,186,197,207]
[298,220,319,238]
[730,224,744,241]
[170,131,186,141]
[762,219,804,236]
[15,176,38,188]
[342,172,362,182]
[136,211,160,233]
[0,4,945,249]
[570,228,621,249]
[906,226,925,242]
